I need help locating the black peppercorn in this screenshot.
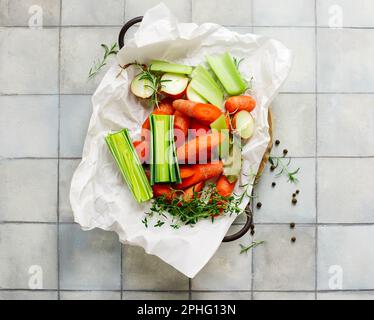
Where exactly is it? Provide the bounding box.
[250,230,255,236]
[283,149,288,156]
[291,236,296,243]
[256,202,262,209]
[271,182,276,187]
[270,165,276,171]
[290,222,295,229]
[275,139,280,146]
[292,198,297,205]
[296,190,300,194]
[292,193,297,198]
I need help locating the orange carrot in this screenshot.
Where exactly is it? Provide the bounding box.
[216,175,237,197]
[175,161,223,189]
[189,119,211,139]
[173,99,196,117]
[192,103,222,126]
[156,98,175,115]
[225,95,256,114]
[152,184,176,201]
[141,99,175,130]
[173,99,222,126]
[174,110,190,137]
[177,131,225,163]
[133,139,150,163]
[179,166,197,179]
[183,182,204,202]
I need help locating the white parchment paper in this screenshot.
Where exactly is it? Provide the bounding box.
[70,3,292,278]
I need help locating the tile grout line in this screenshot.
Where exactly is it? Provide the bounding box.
[56,0,63,301]
[314,0,319,300]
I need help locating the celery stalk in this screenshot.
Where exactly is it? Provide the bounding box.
[206,52,246,96]
[150,114,181,185]
[150,60,193,75]
[190,66,224,109]
[105,129,153,203]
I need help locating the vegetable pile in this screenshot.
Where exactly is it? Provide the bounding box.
[106,52,258,228]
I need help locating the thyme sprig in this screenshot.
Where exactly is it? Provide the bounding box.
[269,155,300,183]
[88,43,119,79]
[239,241,265,254]
[145,184,242,229]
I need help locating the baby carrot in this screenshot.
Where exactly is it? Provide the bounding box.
[173,99,222,126]
[177,131,225,163]
[174,110,190,137]
[152,184,176,201]
[182,181,204,202]
[133,139,150,163]
[142,99,175,130]
[175,161,223,189]
[179,166,197,179]
[225,95,256,114]
[216,175,237,197]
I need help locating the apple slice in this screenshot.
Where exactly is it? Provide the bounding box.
[160,73,189,99]
[186,84,207,103]
[130,73,154,99]
[232,110,255,139]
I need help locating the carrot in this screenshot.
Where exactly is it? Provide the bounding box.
[216,175,237,197]
[174,110,190,137]
[177,131,225,163]
[179,166,197,179]
[172,99,196,117]
[133,139,150,163]
[152,184,176,201]
[173,99,222,126]
[225,95,256,114]
[141,99,175,130]
[189,119,210,138]
[175,161,223,189]
[183,182,204,202]
[156,98,175,115]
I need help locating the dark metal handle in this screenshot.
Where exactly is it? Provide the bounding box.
[118,16,252,242]
[118,16,143,49]
[223,208,252,242]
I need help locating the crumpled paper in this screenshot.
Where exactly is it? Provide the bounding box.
[70,3,292,278]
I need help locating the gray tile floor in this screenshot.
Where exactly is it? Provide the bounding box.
[0,0,374,300]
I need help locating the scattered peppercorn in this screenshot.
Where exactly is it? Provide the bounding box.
[271,182,276,187]
[291,236,296,243]
[292,193,297,198]
[283,149,288,156]
[292,198,298,205]
[296,190,300,194]
[290,222,295,229]
[270,165,276,171]
[250,230,255,236]
[250,224,255,230]
[256,202,262,209]
[275,139,280,146]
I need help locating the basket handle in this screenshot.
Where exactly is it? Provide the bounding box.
[118,16,143,49]
[118,16,253,243]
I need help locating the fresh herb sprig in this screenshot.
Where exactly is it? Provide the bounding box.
[137,65,170,108]
[269,155,300,183]
[145,184,242,229]
[239,241,265,254]
[88,43,119,79]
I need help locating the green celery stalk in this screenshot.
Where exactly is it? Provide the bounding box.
[190,74,224,109]
[150,60,193,75]
[192,65,222,91]
[206,52,246,96]
[105,129,153,203]
[150,114,181,185]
